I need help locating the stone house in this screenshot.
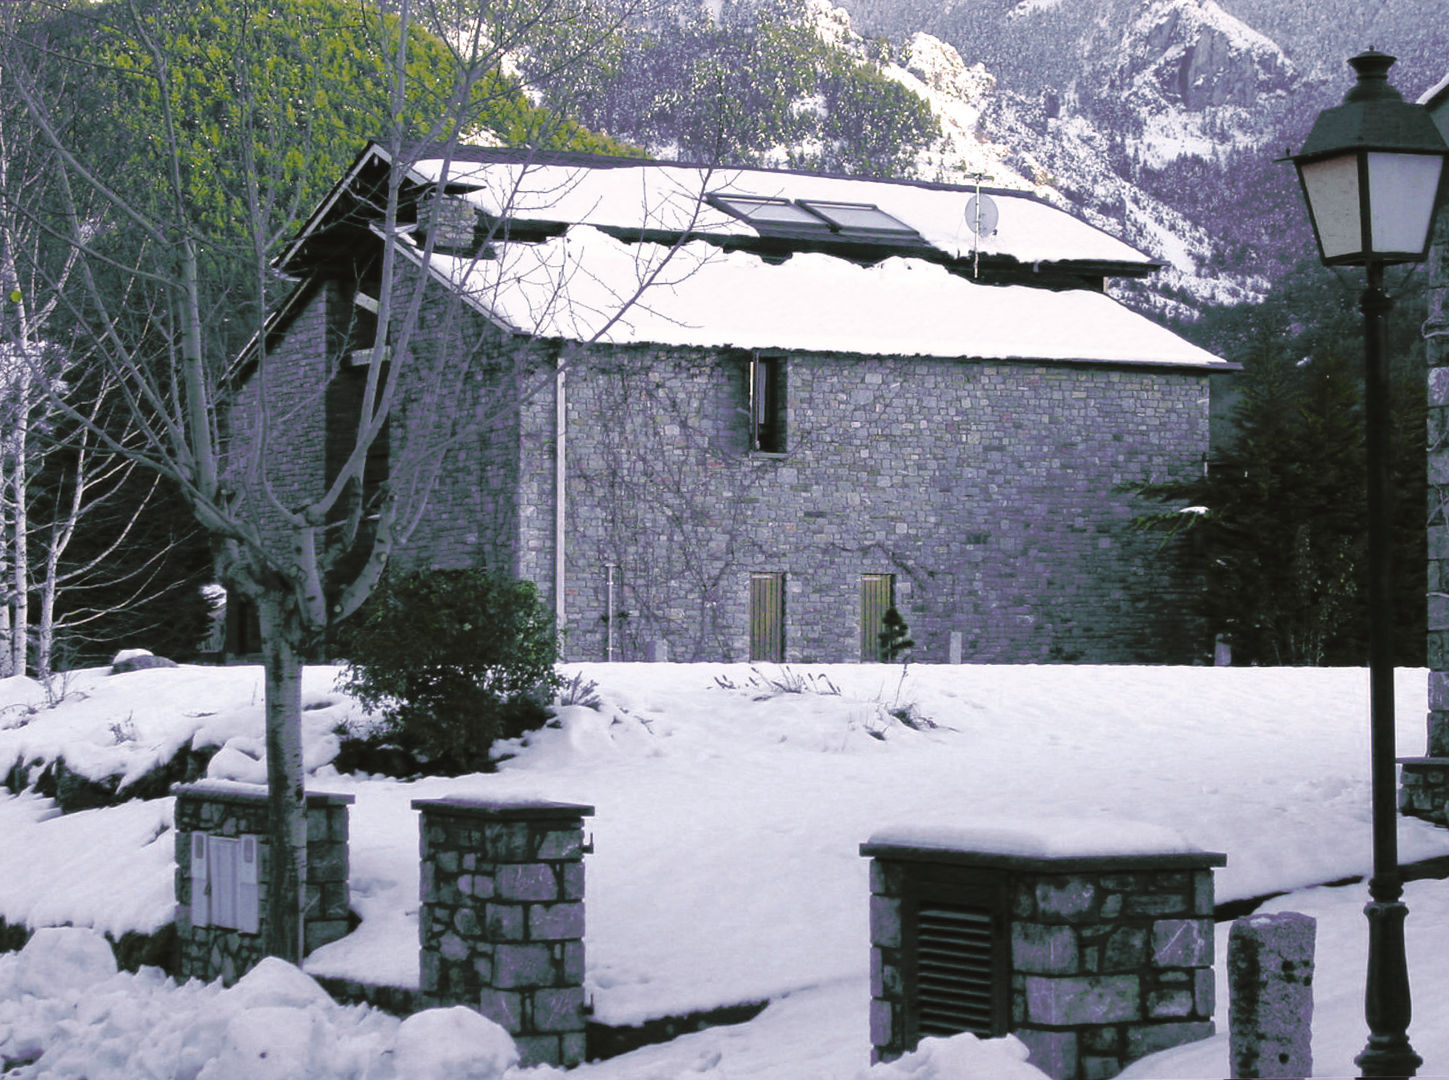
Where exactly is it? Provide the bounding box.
[227,142,1233,664]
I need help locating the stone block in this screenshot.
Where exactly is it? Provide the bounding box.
[498,864,558,901]
[869,998,893,1047]
[1125,1020,1214,1061]
[870,894,902,948]
[454,906,482,938]
[304,918,350,954]
[478,988,524,1034]
[484,903,524,941]
[1102,926,1148,971]
[1035,878,1097,921]
[533,986,586,1032]
[561,861,585,900]
[514,1034,561,1068]
[1228,911,1314,1080]
[1126,893,1189,917]
[1082,1055,1123,1080]
[1430,711,1449,758]
[1016,1027,1077,1080]
[485,823,532,861]
[561,941,585,983]
[494,943,555,988]
[1011,922,1079,974]
[560,1031,586,1066]
[530,902,585,941]
[1152,919,1211,968]
[1194,967,1215,1018]
[535,828,583,860]
[1147,989,1194,1018]
[438,933,469,962]
[1025,975,1140,1025]
[870,860,902,897]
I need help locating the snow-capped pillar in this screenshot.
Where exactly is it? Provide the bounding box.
[172,782,354,985]
[1227,911,1315,1079]
[413,797,594,1068]
[860,825,1225,1080]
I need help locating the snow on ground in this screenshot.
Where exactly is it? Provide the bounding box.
[3,661,1449,1077]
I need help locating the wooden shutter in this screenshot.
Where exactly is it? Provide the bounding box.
[750,573,785,662]
[860,574,894,662]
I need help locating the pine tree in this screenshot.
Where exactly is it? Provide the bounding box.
[877,605,914,663]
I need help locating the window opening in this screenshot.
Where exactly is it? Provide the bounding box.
[860,573,894,661]
[749,354,786,453]
[750,572,785,662]
[798,200,918,237]
[710,194,832,231]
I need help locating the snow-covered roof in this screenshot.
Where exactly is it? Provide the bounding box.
[394,226,1229,369]
[403,152,1157,270]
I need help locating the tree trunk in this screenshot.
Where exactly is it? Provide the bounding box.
[256,589,307,964]
[9,430,24,677]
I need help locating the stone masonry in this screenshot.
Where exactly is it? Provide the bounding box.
[413,797,593,1068]
[241,261,1215,667]
[1404,121,1449,826]
[861,837,1225,1080]
[173,783,353,985]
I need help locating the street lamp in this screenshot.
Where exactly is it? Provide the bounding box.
[1289,50,1448,1078]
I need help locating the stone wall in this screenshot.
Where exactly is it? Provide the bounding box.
[234,263,1214,665]
[1405,168,1449,823]
[861,840,1225,1080]
[530,348,1211,663]
[173,783,353,985]
[413,797,593,1068]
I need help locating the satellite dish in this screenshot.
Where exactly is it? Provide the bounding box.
[965,193,999,237]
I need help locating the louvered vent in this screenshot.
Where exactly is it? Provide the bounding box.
[915,902,996,1038]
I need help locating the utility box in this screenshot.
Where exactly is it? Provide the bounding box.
[862,822,1225,1080]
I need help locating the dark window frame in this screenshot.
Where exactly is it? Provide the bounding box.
[749,353,787,454]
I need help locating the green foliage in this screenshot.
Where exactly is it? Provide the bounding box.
[1132,265,1426,666]
[557,0,938,175]
[877,606,914,663]
[335,568,561,774]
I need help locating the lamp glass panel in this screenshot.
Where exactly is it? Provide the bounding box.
[1300,154,1364,260]
[1367,151,1444,256]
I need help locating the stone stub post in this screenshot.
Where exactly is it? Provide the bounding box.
[1227,912,1315,1079]
[413,797,594,1068]
[173,782,354,985]
[862,827,1225,1080]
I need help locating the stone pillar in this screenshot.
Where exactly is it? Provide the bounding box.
[1228,912,1315,1079]
[862,829,1225,1080]
[1406,194,1449,822]
[413,797,593,1068]
[173,783,353,985]
[949,631,964,665]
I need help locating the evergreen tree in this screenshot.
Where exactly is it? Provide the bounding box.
[1133,262,1427,666]
[877,605,914,663]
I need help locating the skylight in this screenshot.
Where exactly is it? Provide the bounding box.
[798,200,917,236]
[710,194,831,230]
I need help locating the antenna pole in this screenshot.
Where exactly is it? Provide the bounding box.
[965,171,989,279]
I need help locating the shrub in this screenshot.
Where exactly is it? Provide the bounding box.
[334,568,561,774]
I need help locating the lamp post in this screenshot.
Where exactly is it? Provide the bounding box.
[1289,50,1448,1078]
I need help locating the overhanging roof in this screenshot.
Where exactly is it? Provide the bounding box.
[394,225,1230,370]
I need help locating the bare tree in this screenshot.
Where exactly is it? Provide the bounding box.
[3,0,686,962]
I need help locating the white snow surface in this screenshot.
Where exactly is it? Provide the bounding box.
[398,227,1228,368]
[868,815,1204,858]
[406,154,1155,267]
[5,661,1449,1077]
